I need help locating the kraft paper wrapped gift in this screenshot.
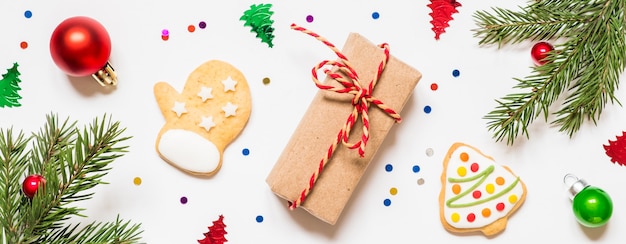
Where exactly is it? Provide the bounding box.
[266,31,422,225]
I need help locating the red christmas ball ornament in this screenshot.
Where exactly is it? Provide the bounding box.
[50,16,117,86]
[22,174,46,199]
[531,41,554,66]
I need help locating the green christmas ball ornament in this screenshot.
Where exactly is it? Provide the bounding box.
[564,174,613,227]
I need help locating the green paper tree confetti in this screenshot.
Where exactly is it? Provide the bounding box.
[0,114,142,243]
[473,0,626,145]
[240,3,276,48]
[0,63,23,108]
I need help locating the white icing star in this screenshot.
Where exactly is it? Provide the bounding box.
[198,116,216,132]
[197,86,213,102]
[222,76,237,92]
[172,101,187,117]
[222,102,238,117]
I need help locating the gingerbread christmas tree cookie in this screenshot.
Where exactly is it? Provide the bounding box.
[154,60,251,176]
[439,142,526,236]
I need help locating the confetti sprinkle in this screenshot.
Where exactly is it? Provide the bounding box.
[425,148,434,157]
[452,69,460,77]
[242,148,250,156]
[255,215,264,223]
[199,21,207,29]
[372,11,380,19]
[389,187,398,195]
[180,196,188,204]
[383,198,391,206]
[262,77,270,85]
[306,15,314,23]
[412,165,421,173]
[385,163,393,172]
[133,177,142,186]
[188,25,196,33]
[417,178,425,185]
[430,83,438,91]
[20,41,28,49]
[162,29,169,36]
[423,105,432,114]
[24,10,32,19]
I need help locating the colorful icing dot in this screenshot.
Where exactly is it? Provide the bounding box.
[425,148,434,157]
[383,198,392,206]
[187,25,196,33]
[496,202,505,211]
[180,196,188,204]
[485,183,495,194]
[456,166,466,177]
[262,77,271,85]
[451,213,460,223]
[306,15,314,23]
[452,69,460,77]
[495,176,505,185]
[423,105,432,114]
[161,29,169,36]
[417,178,425,185]
[198,21,207,29]
[372,11,380,19]
[451,184,461,194]
[430,83,438,91]
[467,213,476,222]
[412,165,421,173]
[389,187,398,195]
[472,190,482,199]
[470,163,479,172]
[482,208,491,218]
[459,152,469,162]
[242,148,250,156]
[133,177,142,186]
[24,10,32,18]
[256,215,264,223]
[20,41,28,49]
[508,194,518,204]
[385,164,393,172]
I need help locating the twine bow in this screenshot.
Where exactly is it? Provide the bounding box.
[289,24,402,210]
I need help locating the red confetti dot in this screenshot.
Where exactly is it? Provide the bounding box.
[472,190,482,199]
[496,202,505,211]
[20,41,28,49]
[187,25,196,33]
[467,213,476,222]
[430,83,438,91]
[470,163,479,172]
[161,35,169,41]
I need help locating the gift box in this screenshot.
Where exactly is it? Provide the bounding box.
[266,28,422,225]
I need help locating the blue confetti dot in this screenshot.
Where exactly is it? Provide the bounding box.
[423,105,432,114]
[24,10,32,18]
[383,198,391,206]
[256,215,264,223]
[452,69,460,77]
[372,12,380,19]
[412,165,421,173]
[385,164,393,172]
[242,148,250,156]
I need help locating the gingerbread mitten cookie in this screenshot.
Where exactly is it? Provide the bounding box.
[154,60,251,176]
[439,142,527,236]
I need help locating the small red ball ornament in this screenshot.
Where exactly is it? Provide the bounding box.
[50,16,117,86]
[531,41,554,66]
[22,174,45,199]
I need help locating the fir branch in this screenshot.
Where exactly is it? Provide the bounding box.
[475,0,626,144]
[47,216,142,244]
[0,129,31,243]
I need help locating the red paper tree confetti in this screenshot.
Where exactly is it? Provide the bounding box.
[604,132,626,166]
[198,215,228,244]
[428,0,462,40]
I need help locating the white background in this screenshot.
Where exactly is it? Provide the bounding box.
[1,0,626,243]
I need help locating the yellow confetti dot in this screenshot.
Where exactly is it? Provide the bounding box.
[482,208,491,217]
[485,183,495,194]
[133,177,142,186]
[451,213,460,223]
[496,176,505,185]
[459,152,469,162]
[452,184,461,195]
[457,166,467,177]
[509,194,518,204]
[389,187,398,195]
